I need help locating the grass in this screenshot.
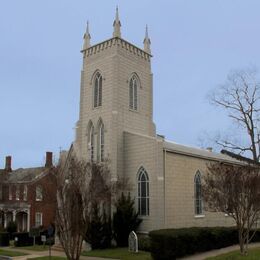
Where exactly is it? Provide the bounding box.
[0,248,28,257]
[29,257,66,260]
[206,247,260,259]
[82,247,152,260]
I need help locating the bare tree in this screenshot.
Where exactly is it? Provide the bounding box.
[202,162,260,255]
[55,151,111,260]
[210,68,260,161]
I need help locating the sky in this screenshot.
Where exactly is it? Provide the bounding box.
[1,0,260,169]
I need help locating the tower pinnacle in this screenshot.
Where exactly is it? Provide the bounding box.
[113,6,121,38]
[143,25,151,54]
[83,21,91,50]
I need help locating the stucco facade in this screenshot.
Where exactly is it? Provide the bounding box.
[74,9,238,232]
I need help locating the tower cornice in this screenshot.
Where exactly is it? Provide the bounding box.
[81,37,152,61]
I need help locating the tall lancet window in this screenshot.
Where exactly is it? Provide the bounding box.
[88,123,95,161]
[97,121,105,162]
[194,171,202,215]
[93,72,102,108]
[129,75,138,110]
[137,167,149,216]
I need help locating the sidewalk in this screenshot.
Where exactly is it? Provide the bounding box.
[180,242,260,260]
[2,247,118,260]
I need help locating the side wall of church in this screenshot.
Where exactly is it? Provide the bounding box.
[164,151,235,228]
[123,131,164,232]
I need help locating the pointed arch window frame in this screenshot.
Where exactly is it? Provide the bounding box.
[194,171,203,216]
[87,121,95,161]
[137,167,149,216]
[97,119,105,162]
[129,74,141,111]
[93,72,102,108]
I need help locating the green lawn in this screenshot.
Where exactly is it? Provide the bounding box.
[0,248,28,257]
[206,247,260,259]
[82,247,151,260]
[29,257,66,260]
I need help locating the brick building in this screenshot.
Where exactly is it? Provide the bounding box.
[0,152,56,232]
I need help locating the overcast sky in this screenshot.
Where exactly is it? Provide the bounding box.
[1,0,260,168]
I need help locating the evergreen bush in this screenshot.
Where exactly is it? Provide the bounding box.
[85,202,111,249]
[0,232,10,246]
[112,192,142,247]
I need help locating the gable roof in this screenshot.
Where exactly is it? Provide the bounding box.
[163,141,241,164]
[2,167,51,184]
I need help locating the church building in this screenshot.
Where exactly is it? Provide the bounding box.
[73,8,238,232]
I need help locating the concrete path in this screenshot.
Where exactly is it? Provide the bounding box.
[180,242,260,260]
[1,247,118,260]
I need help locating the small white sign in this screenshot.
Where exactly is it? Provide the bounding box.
[41,235,46,242]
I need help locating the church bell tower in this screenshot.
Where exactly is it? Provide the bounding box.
[74,8,155,179]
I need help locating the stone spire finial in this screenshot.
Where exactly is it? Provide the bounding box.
[83,21,91,50]
[113,6,121,38]
[143,25,151,54]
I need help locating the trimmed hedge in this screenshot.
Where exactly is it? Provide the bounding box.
[13,231,54,247]
[0,232,10,246]
[149,227,260,260]
[13,232,34,247]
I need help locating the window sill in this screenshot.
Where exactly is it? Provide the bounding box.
[129,108,138,113]
[194,214,205,218]
[138,215,150,220]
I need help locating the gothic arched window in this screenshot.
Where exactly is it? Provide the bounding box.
[129,75,138,110]
[88,122,95,161]
[137,167,149,216]
[97,121,105,162]
[93,72,102,108]
[194,171,202,215]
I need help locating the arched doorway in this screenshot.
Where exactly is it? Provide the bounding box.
[16,212,28,232]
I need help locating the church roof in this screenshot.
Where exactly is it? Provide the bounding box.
[163,141,241,164]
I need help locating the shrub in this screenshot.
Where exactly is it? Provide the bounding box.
[85,203,112,249]
[138,234,151,252]
[0,232,10,246]
[13,232,33,247]
[149,227,260,259]
[112,193,142,247]
[6,221,17,239]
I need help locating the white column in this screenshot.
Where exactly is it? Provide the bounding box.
[4,213,7,228]
[27,209,30,232]
[13,210,16,222]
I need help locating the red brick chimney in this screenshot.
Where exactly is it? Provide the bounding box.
[5,156,12,172]
[45,152,53,167]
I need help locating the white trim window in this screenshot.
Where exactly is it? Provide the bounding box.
[16,185,20,201]
[129,75,138,110]
[36,185,43,201]
[35,212,42,227]
[97,122,105,162]
[9,185,12,200]
[194,171,202,215]
[23,185,28,201]
[93,72,102,108]
[137,167,149,216]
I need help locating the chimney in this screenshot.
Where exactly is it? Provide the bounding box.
[206,147,213,152]
[45,152,53,167]
[5,156,12,172]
